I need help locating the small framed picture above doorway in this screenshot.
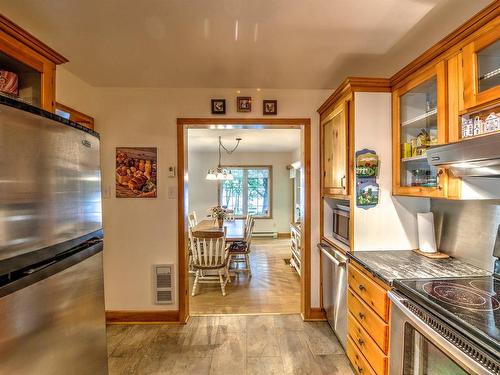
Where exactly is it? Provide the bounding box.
[211,99,226,114]
[263,100,277,115]
[237,96,252,112]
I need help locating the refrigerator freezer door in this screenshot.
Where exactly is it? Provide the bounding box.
[0,103,102,262]
[0,250,108,375]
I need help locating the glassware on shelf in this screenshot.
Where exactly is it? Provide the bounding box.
[410,168,437,188]
[399,76,438,187]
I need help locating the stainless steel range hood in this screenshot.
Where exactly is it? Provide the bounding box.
[426,132,500,177]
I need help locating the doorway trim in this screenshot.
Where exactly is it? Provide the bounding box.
[177,118,312,323]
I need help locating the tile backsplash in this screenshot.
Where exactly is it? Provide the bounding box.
[431,199,500,271]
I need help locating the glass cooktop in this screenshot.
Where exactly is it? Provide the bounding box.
[395,276,500,353]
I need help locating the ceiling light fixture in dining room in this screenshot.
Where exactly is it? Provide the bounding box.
[206,136,242,180]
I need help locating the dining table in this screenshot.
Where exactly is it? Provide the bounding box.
[191,219,245,241]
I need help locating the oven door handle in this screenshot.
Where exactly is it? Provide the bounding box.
[387,291,493,375]
[388,290,447,341]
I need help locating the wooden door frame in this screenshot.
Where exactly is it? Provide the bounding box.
[177,118,312,323]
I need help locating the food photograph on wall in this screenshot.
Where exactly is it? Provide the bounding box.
[116,147,157,198]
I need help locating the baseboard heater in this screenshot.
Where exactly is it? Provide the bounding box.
[252,231,278,238]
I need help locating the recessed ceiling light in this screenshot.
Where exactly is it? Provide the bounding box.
[257,88,261,92]
[237,90,241,94]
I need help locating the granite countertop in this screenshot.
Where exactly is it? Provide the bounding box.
[347,250,491,285]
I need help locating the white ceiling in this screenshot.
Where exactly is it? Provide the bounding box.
[0,0,490,89]
[188,128,301,152]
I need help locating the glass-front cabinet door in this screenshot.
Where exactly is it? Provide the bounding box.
[462,28,500,109]
[392,62,447,197]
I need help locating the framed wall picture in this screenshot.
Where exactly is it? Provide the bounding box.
[237,96,252,112]
[263,100,277,115]
[211,99,226,114]
[116,147,157,198]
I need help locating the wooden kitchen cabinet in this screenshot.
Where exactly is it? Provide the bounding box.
[462,22,500,110]
[0,15,67,112]
[55,102,95,130]
[392,61,448,198]
[321,100,349,197]
[347,261,391,375]
[318,78,391,248]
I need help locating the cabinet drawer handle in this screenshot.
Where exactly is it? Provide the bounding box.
[358,284,366,291]
[358,338,364,346]
[358,312,365,320]
[357,366,363,373]
[341,175,346,188]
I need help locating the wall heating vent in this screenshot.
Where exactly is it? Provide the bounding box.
[153,264,174,304]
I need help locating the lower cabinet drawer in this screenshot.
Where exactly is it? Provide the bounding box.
[348,312,388,375]
[348,288,389,352]
[346,336,377,375]
[348,264,389,321]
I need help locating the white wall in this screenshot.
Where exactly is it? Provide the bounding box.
[56,66,98,118]
[353,92,430,251]
[188,150,295,233]
[83,87,329,310]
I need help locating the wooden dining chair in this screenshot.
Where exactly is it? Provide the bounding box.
[188,211,198,228]
[228,216,255,277]
[189,229,230,296]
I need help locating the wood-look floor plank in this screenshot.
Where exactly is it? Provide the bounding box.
[246,357,285,375]
[218,315,247,333]
[135,330,186,375]
[210,328,246,375]
[302,322,344,355]
[106,316,353,375]
[246,315,280,357]
[277,330,323,375]
[181,317,220,358]
[189,239,300,315]
[169,354,212,375]
[274,314,305,331]
[108,325,161,375]
[314,353,354,375]
[107,325,133,357]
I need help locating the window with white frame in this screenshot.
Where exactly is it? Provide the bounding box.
[219,166,272,218]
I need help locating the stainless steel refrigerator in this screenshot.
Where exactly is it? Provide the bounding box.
[0,97,108,374]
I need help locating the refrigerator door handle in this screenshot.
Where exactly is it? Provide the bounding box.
[24,261,57,275]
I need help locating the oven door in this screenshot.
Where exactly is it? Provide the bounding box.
[388,291,496,375]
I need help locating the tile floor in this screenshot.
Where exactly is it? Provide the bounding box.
[107,314,354,375]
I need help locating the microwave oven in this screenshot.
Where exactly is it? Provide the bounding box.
[332,206,350,247]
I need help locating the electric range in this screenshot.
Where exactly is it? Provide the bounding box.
[389,275,500,375]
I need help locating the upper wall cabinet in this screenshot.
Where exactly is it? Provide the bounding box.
[462,26,500,110]
[0,15,67,112]
[392,61,447,198]
[321,100,350,197]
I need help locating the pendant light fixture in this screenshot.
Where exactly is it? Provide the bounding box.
[206,136,242,180]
